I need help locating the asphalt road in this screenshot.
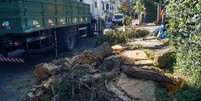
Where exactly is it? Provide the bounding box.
[0,37,97,101]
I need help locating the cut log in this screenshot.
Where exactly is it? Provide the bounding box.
[121,65,175,84]
[70,64,95,78]
[33,63,59,81]
[112,44,125,54]
[120,50,153,66]
[125,38,168,50]
[105,81,134,101]
[117,73,156,101]
[70,42,112,66]
[98,55,121,72]
[153,48,175,68]
[80,71,118,83]
[43,76,61,90]
[62,58,73,70]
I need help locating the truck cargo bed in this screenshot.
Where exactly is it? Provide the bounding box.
[0,0,91,36]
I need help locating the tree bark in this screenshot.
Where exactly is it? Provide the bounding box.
[121,65,175,84]
[80,71,118,83]
[33,63,59,81]
[70,42,112,67]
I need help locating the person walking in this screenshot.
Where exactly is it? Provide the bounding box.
[160,8,166,24]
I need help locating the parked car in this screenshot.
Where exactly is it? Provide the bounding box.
[112,14,124,26]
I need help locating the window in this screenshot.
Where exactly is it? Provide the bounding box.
[60,18,65,24]
[48,19,54,26]
[33,20,40,28]
[106,4,109,10]
[95,1,97,8]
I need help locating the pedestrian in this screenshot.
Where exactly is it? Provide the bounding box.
[160,8,166,24]
[157,24,167,39]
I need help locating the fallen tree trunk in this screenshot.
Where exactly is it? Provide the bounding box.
[68,63,120,83]
[70,42,112,67]
[33,63,60,81]
[153,48,175,68]
[98,55,121,72]
[119,50,153,66]
[80,71,118,83]
[121,65,175,84]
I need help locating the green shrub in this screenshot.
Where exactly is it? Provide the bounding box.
[156,84,201,101]
[97,28,150,45]
[190,68,201,89]
[161,0,201,100]
[175,85,201,101]
[123,16,132,26]
[155,83,172,101]
[135,29,150,38]
[97,30,126,45]
[167,0,201,82]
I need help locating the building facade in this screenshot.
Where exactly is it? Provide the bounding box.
[81,0,105,32]
[82,0,105,20]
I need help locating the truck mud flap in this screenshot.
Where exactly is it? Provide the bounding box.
[0,56,24,63]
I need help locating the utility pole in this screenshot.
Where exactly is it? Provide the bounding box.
[157,3,161,24]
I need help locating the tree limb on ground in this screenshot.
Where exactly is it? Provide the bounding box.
[121,65,176,85]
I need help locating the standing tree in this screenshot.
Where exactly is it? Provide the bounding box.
[119,2,129,15]
[132,0,145,24]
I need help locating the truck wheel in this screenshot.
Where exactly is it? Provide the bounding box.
[65,34,75,51]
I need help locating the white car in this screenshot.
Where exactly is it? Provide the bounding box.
[112,14,124,26]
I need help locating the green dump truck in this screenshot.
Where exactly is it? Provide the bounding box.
[0,0,91,57]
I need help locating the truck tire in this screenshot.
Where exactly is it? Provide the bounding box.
[57,27,77,52]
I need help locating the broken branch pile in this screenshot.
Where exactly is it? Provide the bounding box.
[23,39,180,101]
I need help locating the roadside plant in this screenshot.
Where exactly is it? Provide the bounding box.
[97,28,150,45]
[133,1,145,24]
[163,0,201,100]
[167,0,201,83]
[123,16,132,26]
